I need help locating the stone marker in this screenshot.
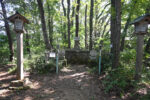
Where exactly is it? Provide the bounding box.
[90,50,97,60]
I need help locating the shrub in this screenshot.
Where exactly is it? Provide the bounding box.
[102,49,136,96]
[24,54,63,74]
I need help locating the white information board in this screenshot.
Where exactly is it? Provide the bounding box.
[49,52,56,58]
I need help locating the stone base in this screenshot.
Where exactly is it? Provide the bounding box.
[9,78,31,90]
[10,80,24,87]
[65,49,89,64]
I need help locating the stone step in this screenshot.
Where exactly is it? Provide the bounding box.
[10,80,24,87]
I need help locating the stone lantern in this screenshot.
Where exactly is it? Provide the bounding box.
[131,14,150,79]
[8,11,29,80]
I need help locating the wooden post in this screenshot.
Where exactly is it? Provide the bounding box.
[16,33,24,80]
[8,12,29,81]
[135,35,144,80]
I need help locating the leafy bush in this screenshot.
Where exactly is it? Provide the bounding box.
[0,35,9,64]
[102,49,136,96]
[102,66,135,94]
[120,49,136,63]
[8,65,17,74]
[24,54,63,74]
[88,53,112,74]
[33,56,56,74]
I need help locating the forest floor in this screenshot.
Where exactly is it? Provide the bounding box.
[0,64,122,100]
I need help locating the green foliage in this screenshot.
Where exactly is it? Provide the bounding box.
[120,49,136,63]
[103,66,135,93]
[88,66,98,74]
[23,54,64,74]
[33,56,56,74]
[0,34,9,64]
[8,66,17,74]
[102,49,136,96]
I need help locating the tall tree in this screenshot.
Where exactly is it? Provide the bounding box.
[89,0,94,50]
[74,0,80,49]
[110,0,121,68]
[85,4,88,49]
[37,0,51,50]
[67,0,71,48]
[47,2,53,48]
[0,0,14,61]
[61,0,67,40]
[71,6,75,27]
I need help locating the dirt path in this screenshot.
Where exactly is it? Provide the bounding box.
[0,64,120,100]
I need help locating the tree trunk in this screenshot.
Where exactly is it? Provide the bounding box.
[37,0,51,50]
[85,4,88,49]
[74,0,80,49]
[120,15,131,51]
[62,0,67,40]
[71,6,75,27]
[71,6,75,40]
[67,0,71,48]
[47,3,53,48]
[110,0,121,68]
[94,0,98,38]
[89,0,94,50]
[0,0,14,62]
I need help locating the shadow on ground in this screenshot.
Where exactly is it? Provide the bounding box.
[0,64,121,100]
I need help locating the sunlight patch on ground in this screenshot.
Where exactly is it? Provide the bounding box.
[61,67,73,72]
[137,88,148,95]
[59,72,86,80]
[24,96,33,100]
[44,88,55,94]
[31,81,41,89]
[12,96,22,100]
[0,72,8,77]
[0,89,9,97]
[1,83,9,87]
[70,72,86,77]
[0,73,16,81]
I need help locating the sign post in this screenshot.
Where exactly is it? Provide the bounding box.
[56,44,60,74]
[8,11,29,80]
[99,41,103,75]
[131,14,150,79]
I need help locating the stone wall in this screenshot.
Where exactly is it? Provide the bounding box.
[65,49,90,64]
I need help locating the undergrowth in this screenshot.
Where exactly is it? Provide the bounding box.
[8,53,64,74]
[88,48,150,98]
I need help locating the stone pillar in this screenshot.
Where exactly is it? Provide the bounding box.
[16,33,24,80]
[135,35,144,80]
[74,37,80,49]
